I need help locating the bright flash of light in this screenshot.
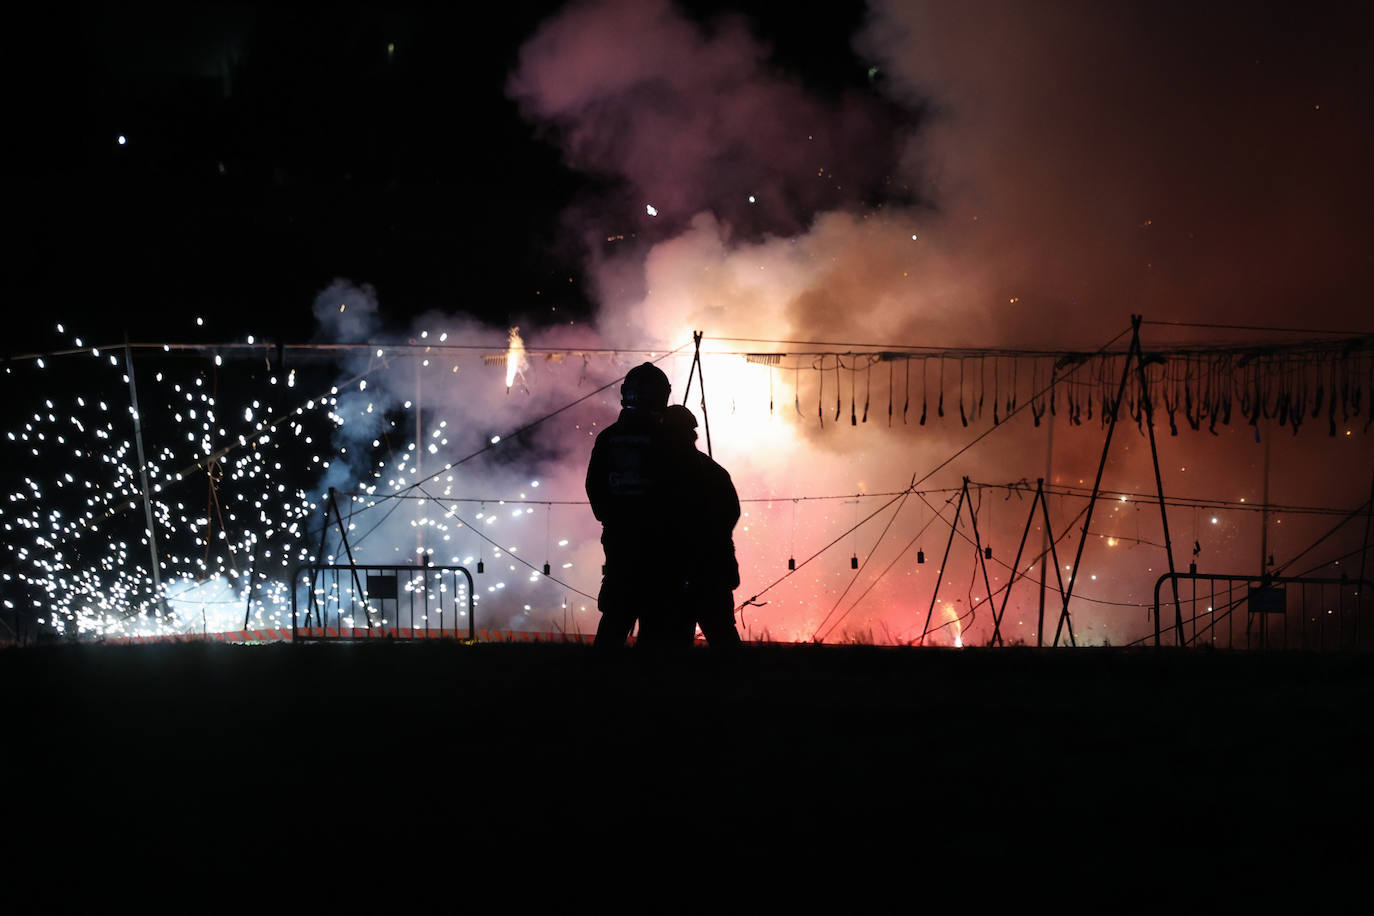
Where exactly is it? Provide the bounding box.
[943,602,963,648]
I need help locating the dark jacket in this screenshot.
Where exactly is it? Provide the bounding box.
[585,407,673,576]
[665,444,739,594]
[690,450,740,592]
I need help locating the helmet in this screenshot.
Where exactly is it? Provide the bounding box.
[621,362,670,410]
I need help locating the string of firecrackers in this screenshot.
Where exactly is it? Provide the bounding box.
[743,342,1374,435]
[16,333,1370,435]
[20,335,1371,379]
[17,330,1369,362]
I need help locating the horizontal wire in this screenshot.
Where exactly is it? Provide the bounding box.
[347,482,1362,517]
[417,483,598,603]
[1142,319,1373,336]
[11,330,1371,364]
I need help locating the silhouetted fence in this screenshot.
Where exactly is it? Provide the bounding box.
[1153,572,1372,649]
[292,564,475,641]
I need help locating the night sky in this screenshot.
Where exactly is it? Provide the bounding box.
[8,1,885,348]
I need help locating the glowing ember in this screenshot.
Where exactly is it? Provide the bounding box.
[505,327,527,391]
[944,602,963,648]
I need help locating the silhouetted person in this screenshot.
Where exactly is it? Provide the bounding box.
[661,405,742,648]
[585,362,676,648]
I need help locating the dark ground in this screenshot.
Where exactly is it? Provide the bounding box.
[6,641,1373,903]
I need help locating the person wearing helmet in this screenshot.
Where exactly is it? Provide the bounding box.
[585,362,675,647]
[660,404,742,648]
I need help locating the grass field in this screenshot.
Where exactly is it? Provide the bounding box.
[6,641,1372,900]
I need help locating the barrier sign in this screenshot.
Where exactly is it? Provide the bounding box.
[366,574,398,600]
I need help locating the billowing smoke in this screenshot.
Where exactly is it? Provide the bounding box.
[506,0,909,254]
[854,0,1374,343]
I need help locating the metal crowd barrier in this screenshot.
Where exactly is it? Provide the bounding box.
[291,564,475,642]
[1153,572,1372,649]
